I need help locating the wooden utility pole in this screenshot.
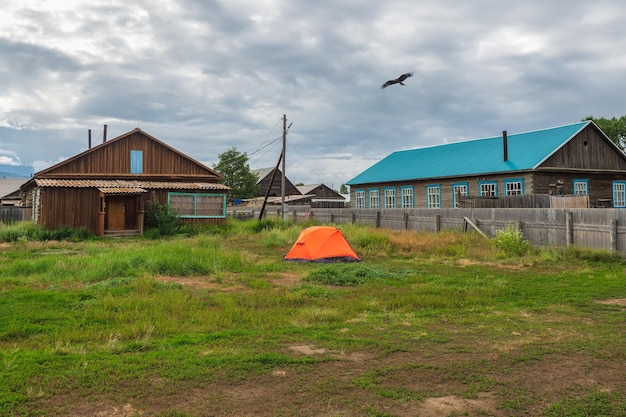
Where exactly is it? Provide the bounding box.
[281,114,287,220]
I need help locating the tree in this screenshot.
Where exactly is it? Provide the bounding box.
[213,147,259,201]
[339,183,348,194]
[583,115,626,151]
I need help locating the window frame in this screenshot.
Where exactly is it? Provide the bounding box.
[478,180,498,197]
[168,192,226,218]
[612,181,626,208]
[130,150,143,174]
[504,178,524,195]
[368,188,380,209]
[353,189,366,209]
[573,179,589,196]
[384,187,396,209]
[400,186,414,209]
[426,184,441,209]
[452,182,468,208]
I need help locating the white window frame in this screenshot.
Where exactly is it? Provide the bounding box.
[573,179,588,196]
[613,182,626,208]
[354,190,366,209]
[368,189,380,209]
[426,185,441,209]
[479,181,497,197]
[452,182,468,208]
[504,179,524,196]
[400,187,414,209]
[384,188,396,209]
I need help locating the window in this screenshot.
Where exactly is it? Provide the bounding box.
[573,179,588,195]
[452,182,468,208]
[168,193,226,218]
[613,182,626,208]
[479,181,497,197]
[368,189,380,209]
[384,188,396,208]
[426,185,441,208]
[354,190,365,209]
[130,150,143,174]
[400,186,414,208]
[504,179,524,195]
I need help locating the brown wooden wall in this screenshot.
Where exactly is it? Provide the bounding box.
[541,127,626,170]
[258,175,301,197]
[39,188,101,234]
[43,131,219,178]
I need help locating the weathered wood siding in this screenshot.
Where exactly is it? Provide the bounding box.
[0,206,32,223]
[540,126,626,170]
[258,174,300,197]
[38,187,102,234]
[39,131,220,179]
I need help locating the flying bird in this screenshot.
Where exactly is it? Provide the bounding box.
[381,72,414,89]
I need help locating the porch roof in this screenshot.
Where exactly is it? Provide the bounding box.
[33,179,230,191]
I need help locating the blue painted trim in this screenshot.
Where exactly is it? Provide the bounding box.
[353,189,366,208]
[426,184,441,208]
[503,178,524,195]
[400,185,414,208]
[478,180,498,197]
[130,150,143,174]
[167,192,227,218]
[451,182,469,208]
[383,186,396,208]
[612,181,626,208]
[367,188,380,209]
[572,179,589,195]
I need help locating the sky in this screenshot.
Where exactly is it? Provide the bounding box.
[1,0,626,188]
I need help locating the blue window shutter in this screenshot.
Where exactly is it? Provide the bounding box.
[130,150,143,174]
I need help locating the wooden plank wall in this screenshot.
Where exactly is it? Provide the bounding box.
[245,206,626,255]
[0,206,32,223]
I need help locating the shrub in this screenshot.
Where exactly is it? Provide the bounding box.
[304,263,398,286]
[492,223,531,256]
[144,196,180,236]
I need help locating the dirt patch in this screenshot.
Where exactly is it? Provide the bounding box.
[155,275,245,292]
[289,345,327,355]
[417,394,497,417]
[269,272,302,288]
[595,298,626,306]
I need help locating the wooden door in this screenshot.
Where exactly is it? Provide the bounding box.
[106,197,126,230]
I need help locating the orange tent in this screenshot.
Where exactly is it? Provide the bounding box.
[283,226,361,262]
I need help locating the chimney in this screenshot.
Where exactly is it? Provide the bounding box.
[88,129,92,149]
[502,130,508,161]
[103,124,108,143]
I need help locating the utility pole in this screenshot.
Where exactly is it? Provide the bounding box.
[281,114,287,220]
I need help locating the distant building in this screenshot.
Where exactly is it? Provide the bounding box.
[346,121,626,209]
[252,168,301,197]
[0,179,28,206]
[296,184,346,208]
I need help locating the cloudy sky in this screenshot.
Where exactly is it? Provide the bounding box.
[1,0,625,187]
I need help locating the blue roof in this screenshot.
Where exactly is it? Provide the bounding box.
[346,121,590,185]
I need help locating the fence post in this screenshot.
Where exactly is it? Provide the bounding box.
[565,211,573,246]
[404,212,409,230]
[330,213,335,223]
[610,219,618,251]
[376,211,381,228]
[292,209,297,222]
[434,214,441,233]
[351,211,356,224]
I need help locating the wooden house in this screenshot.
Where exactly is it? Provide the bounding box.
[296,184,346,208]
[346,121,626,209]
[20,128,229,236]
[252,167,301,197]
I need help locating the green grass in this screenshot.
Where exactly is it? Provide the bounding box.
[0,218,625,416]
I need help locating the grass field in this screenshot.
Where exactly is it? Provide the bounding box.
[0,219,625,416]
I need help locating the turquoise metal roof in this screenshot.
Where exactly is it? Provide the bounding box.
[346,121,590,185]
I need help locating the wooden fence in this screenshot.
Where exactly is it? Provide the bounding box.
[237,206,626,255]
[0,206,31,223]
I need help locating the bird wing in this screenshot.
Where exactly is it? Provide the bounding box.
[397,72,414,82]
[381,79,397,89]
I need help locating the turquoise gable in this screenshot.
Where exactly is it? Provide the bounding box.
[346,121,590,185]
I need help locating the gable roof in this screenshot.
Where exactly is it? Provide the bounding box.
[34,128,223,179]
[346,121,594,185]
[297,184,322,195]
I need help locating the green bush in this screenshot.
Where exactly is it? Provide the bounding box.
[144,196,180,236]
[492,223,532,256]
[304,263,398,286]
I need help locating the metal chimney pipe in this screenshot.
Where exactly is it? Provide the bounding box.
[103,124,108,143]
[88,129,92,149]
[503,130,508,162]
